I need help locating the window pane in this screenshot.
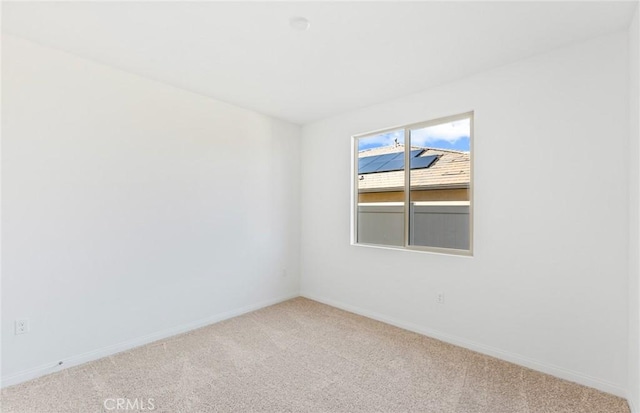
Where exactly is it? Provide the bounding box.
[409,117,471,250]
[356,130,405,246]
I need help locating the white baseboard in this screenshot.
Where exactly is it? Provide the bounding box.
[1,293,298,388]
[629,397,638,413]
[300,292,628,399]
[3,291,631,407]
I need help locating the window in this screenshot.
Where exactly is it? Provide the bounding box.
[353,112,473,255]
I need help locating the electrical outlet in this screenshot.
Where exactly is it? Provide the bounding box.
[15,319,29,335]
[436,292,445,304]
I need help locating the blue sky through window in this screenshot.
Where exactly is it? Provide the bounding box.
[358,118,470,152]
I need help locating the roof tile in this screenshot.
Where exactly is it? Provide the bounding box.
[358,144,470,191]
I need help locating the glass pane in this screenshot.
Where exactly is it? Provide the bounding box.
[356,130,405,247]
[409,117,471,250]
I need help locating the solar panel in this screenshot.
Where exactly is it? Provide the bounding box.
[358,150,435,174]
[411,155,438,170]
[380,160,404,171]
[359,160,389,174]
[357,155,380,169]
[376,153,400,163]
[387,152,405,161]
[358,153,394,173]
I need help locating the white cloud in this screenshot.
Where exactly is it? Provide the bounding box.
[358,118,470,151]
[358,130,404,150]
[410,118,470,146]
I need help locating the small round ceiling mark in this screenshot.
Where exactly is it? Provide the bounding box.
[289,16,310,31]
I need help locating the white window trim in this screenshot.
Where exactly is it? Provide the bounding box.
[351,111,474,257]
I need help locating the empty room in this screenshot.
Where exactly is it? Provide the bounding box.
[1,1,640,412]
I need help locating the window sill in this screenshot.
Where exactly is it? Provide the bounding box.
[351,242,474,257]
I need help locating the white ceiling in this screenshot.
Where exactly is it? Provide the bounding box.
[2,1,637,124]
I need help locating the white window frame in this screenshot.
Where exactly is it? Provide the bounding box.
[351,111,474,256]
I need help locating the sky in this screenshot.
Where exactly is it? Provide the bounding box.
[358,118,470,152]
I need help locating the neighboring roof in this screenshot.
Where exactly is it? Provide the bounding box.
[358,144,470,192]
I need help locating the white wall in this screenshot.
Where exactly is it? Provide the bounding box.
[1,18,635,405]
[628,5,640,412]
[1,34,301,384]
[301,32,629,396]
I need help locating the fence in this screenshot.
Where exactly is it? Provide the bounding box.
[357,203,470,250]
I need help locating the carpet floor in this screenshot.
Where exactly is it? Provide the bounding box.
[0,297,630,413]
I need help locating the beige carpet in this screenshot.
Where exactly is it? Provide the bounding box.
[0,298,630,413]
